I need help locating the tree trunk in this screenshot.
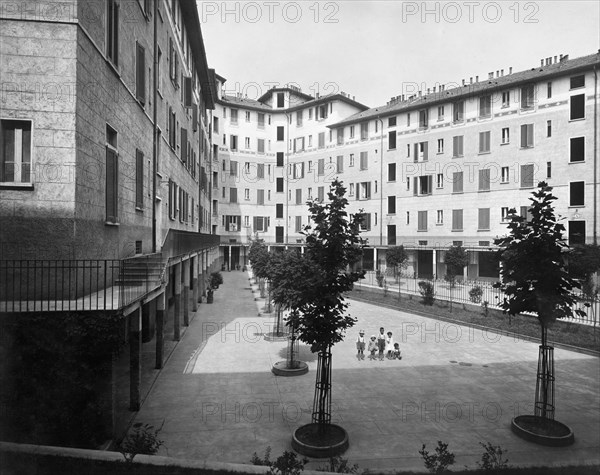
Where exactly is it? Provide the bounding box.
[535,323,555,420]
[312,349,332,430]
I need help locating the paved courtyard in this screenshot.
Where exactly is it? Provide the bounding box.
[133,271,600,472]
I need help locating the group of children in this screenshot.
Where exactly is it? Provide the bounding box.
[355,327,402,361]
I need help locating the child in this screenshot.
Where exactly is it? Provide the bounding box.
[377,327,386,361]
[385,331,394,359]
[392,342,402,360]
[367,336,378,360]
[356,330,366,360]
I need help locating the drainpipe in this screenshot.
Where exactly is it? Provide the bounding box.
[285,111,290,246]
[151,0,158,253]
[378,118,384,250]
[594,64,598,245]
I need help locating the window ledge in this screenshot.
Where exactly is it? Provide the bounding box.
[568,205,585,208]
[500,181,509,185]
[478,229,491,232]
[105,221,120,226]
[451,229,464,232]
[0,183,34,190]
[436,223,443,226]
[569,118,585,122]
[569,160,585,164]
[135,206,144,212]
[500,142,510,146]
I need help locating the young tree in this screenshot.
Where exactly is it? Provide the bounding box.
[386,246,409,299]
[287,179,365,440]
[248,240,272,300]
[444,245,468,288]
[494,182,585,422]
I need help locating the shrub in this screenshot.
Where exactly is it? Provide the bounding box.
[251,446,272,466]
[375,269,385,287]
[419,441,455,473]
[317,456,360,473]
[418,281,435,306]
[482,300,489,318]
[469,285,483,304]
[250,447,308,475]
[477,441,509,471]
[209,271,223,290]
[119,421,164,464]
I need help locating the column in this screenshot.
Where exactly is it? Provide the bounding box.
[432,249,437,280]
[183,258,190,326]
[174,262,181,341]
[155,291,165,369]
[192,255,199,311]
[200,251,206,299]
[373,247,378,270]
[463,253,469,281]
[129,307,142,411]
[228,245,232,270]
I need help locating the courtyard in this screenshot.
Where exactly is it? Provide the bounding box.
[132,270,600,472]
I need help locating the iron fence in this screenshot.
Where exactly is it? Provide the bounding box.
[355,270,599,326]
[0,253,165,313]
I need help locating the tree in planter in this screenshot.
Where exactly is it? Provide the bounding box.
[249,240,272,305]
[444,245,469,312]
[386,245,409,300]
[206,271,223,303]
[286,179,365,455]
[494,182,585,443]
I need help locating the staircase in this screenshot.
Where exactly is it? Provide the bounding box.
[116,253,167,305]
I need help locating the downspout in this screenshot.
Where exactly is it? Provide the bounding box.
[285,111,290,246]
[379,118,384,250]
[152,0,158,253]
[594,63,598,245]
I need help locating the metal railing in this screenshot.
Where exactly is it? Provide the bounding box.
[355,270,599,326]
[0,253,165,313]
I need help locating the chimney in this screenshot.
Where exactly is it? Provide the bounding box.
[496,70,499,77]
[427,88,430,94]
[433,86,436,93]
[560,54,563,61]
[500,69,504,76]
[462,79,465,86]
[509,67,513,74]
[540,59,544,66]
[475,75,479,82]
[554,55,557,63]
[353,96,355,101]
[488,72,494,79]
[418,90,422,97]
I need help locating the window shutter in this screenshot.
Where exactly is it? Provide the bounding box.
[413,144,418,162]
[413,177,418,196]
[135,149,143,208]
[520,125,528,148]
[453,137,458,157]
[106,147,118,222]
[427,175,433,193]
[181,127,187,164]
[365,213,371,231]
[337,155,343,173]
[1,126,15,182]
[296,188,302,204]
[520,164,534,188]
[478,208,490,230]
[366,182,372,199]
[423,142,428,161]
[355,183,359,200]
[253,217,258,232]
[184,76,192,107]
[136,42,145,104]
[192,103,198,132]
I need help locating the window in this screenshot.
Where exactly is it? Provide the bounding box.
[570,94,585,120]
[417,211,428,231]
[520,206,533,222]
[317,158,325,176]
[406,211,410,225]
[501,127,510,144]
[436,173,443,188]
[478,208,490,230]
[276,177,284,192]
[294,216,302,233]
[213,117,219,134]
[436,210,443,225]
[230,187,238,203]
[276,203,283,218]
[568,221,586,245]
[520,164,534,188]
[406,113,410,127]
[105,125,118,223]
[317,186,325,201]
[348,184,354,196]
[501,166,509,183]
[337,128,344,145]
[307,187,313,199]
[229,160,238,176]
[293,137,305,153]
[295,188,303,205]
[388,196,396,214]
[414,175,433,195]
[388,116,396,127]
[292,162,304,179]
[244,137,250,149]
[349,126,355,139]
[502,91,510,108]
[276,152,284,167]
[244,111,250,123]
[388,131,396,149]
[336,155,343,173]
[357,181,371,200]
[360,122,368,140]
[318,104,328,120]
[244,188,250,200]
[437,138,444,154]
[135,149,143,209]
[453,101,464,123]
[479,95,491,118]
[135,42,145,104]
[230,109,238,124]
[547,120,552,137]
[479,131,490,153]
[452,136,464,157]
[106,0,119,66]
[360,151,368,170]
[501,207,511,222]
[318,132,325,148]
[349,154,355,167]
[521,84,535,110]
[520,124,534,148]
[257,139,265,154]
[547,82,552,99]
[479,169,490,192]
[257,113,265,128]
[570,137,585,162]
[388,225,396,246]
[452,209,463,231]
[230,135,238,151]
[0,119,32,184]
[276,126,284,141]
[452,171,463,193]
[388,163,396,182]
[546,162,551,178]
[570,75,585,89]
[569,181,585,206]
[413,141,428,162]
[277,92,284,108]
[418,109,428,129]
[257,189,265,205]
[225,215,241,232]
[437,106,444,120]
[253,216,268,232]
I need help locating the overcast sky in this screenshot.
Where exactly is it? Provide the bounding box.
[199,1,600,108]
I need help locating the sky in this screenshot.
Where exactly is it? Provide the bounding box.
[199,1,600,108]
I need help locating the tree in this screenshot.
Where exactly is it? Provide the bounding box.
[444,245,468,288]
[386,246,409,300]
[494,182,585,422]
[286,179,365,445]
[248,240,272,300]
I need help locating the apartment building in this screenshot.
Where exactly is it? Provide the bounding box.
[216,52,599,279]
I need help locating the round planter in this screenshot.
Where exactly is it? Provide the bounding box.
[511,415,574,447]
[263,331,289,342]
[292,423,349,458]
[272,360,308,376]
[206,292,214,304]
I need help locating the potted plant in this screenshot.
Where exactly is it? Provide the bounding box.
[206,271,223,304]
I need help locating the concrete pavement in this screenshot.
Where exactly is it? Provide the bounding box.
[132,270,600,472]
